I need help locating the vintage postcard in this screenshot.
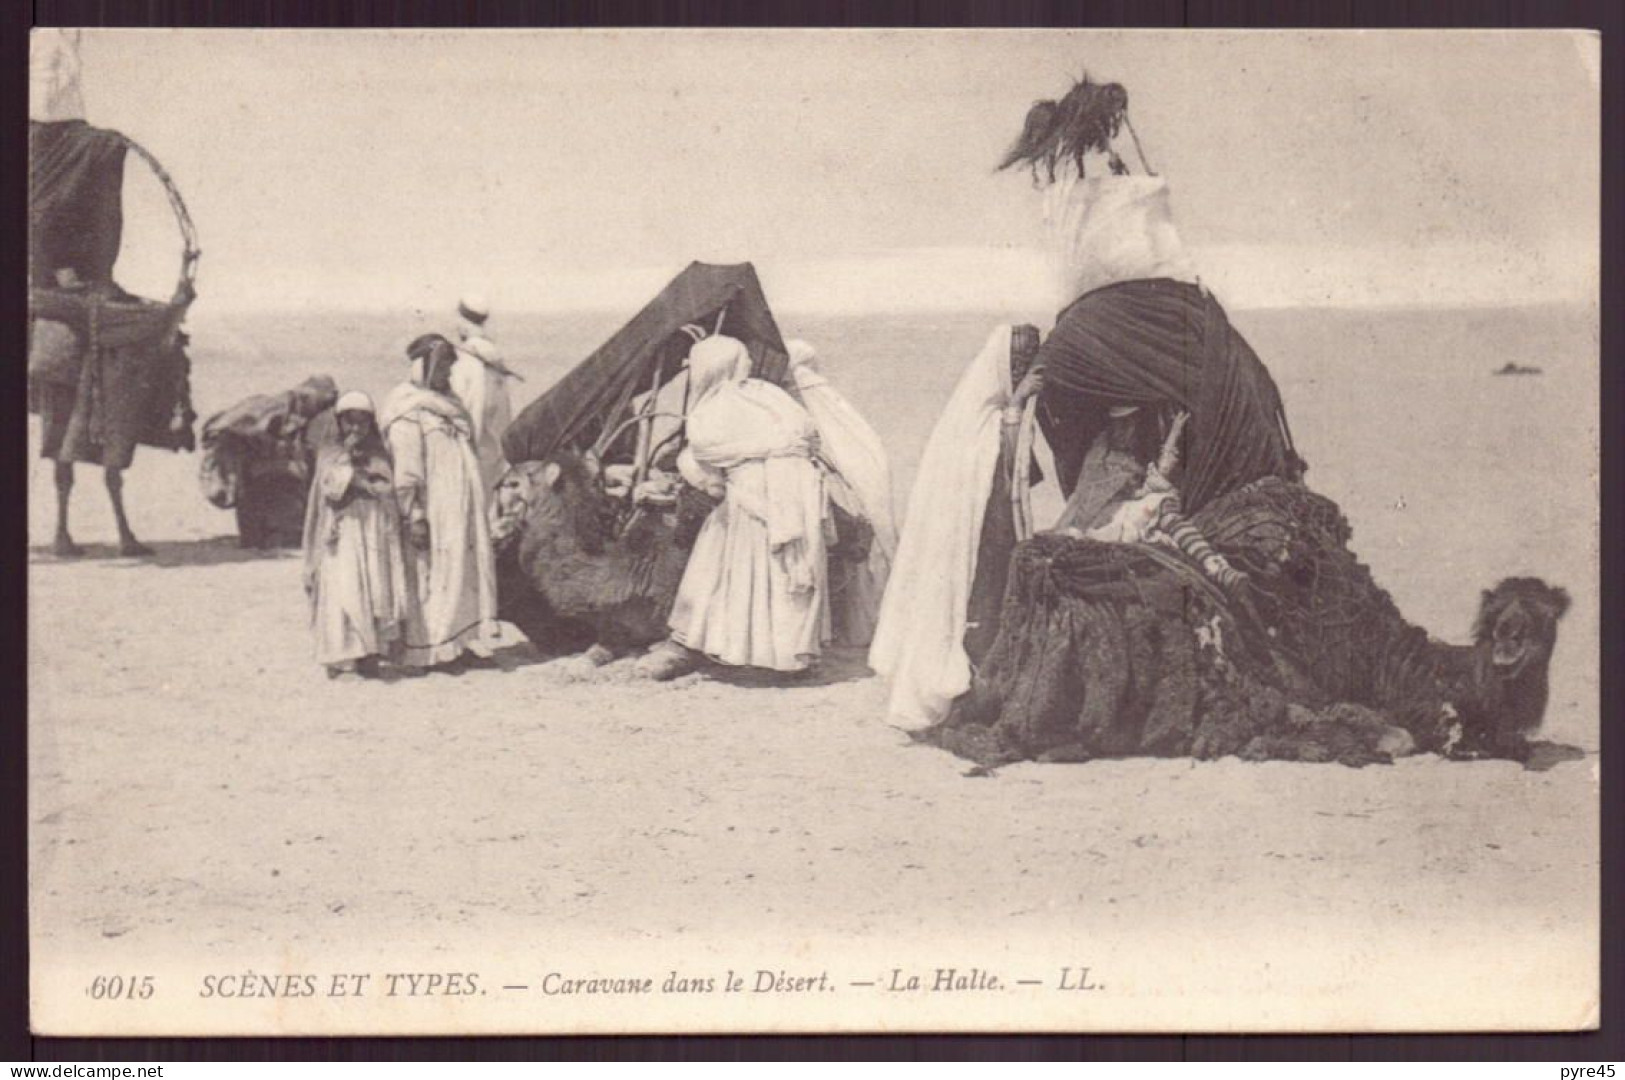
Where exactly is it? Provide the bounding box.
[27,28,1599,1036]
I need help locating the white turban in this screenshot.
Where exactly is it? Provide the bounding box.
[786,339,824,387]
[335,390,376,416]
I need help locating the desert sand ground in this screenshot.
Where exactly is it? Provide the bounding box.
[27,304,1599,1034]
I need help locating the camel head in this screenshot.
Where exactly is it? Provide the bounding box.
[503,450,617,559]
[489,464,536,548]
[1472,577,1570,682]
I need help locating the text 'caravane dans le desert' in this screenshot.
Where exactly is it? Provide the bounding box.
[186,967,1105,999]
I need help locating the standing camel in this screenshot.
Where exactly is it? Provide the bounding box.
[51,460,147,558]
[30,277,196,558]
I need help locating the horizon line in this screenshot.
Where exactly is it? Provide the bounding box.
[185,295,1599,319]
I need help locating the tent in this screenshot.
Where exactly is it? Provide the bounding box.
[502,262,788,468]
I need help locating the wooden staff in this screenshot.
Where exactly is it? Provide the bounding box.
[632,359,663,487]
[1011,396,1039,542]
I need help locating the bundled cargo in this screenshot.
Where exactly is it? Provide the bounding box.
[198,377,340,549]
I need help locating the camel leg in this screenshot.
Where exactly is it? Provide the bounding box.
[51,462,83,557]
[105,467,152,557]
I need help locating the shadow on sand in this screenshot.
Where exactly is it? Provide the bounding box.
[487,639,555,672]
[1521,741,1589,773]
[701,646,874,689]
[30,536,297,569]
[475,638,875,688]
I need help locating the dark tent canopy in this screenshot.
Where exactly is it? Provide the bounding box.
[29,120,128,287]
[502,262,788,467]
[1035,277,1305,514]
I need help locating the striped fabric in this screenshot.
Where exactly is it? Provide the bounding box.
[1152,492,1245,589]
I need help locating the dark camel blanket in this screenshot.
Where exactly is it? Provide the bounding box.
[1035,278,1304,514]
[926,478,1423,767]
[28,288,195,469]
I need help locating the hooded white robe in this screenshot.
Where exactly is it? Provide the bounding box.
[668,337,828,672]
[381,382,499,667]
[869,325,1016,728]
[787,339,896,647]
[451,324,515,506]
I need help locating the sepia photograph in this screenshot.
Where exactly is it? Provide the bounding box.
[26,27,1599,1036]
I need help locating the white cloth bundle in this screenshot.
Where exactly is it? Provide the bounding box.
[30,30,85,122]
[1043,170,1198,307]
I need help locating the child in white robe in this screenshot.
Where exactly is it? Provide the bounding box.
[301,391,410,679]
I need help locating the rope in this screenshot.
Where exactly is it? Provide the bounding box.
[1122,115,1155,176]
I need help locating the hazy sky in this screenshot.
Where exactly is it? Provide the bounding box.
[60,29,1599,313]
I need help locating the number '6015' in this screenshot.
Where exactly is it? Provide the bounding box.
[87,975,155,1000]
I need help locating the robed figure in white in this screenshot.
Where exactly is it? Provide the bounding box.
[666,335,829,673]
[301,391,411,676]
[869,326,1024,727]
[381,336,499,669]
[450,295,519,507]
[786,339,896,647]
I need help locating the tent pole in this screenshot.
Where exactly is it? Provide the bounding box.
[591,375,641,460]
[632,357,662,487]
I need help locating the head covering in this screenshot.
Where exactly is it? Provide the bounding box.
[786,339,824,387]
[290,375,340,417]
[335,390,375,416]
[405,333,457,389]
[407,333,452,362]
[457,294,490,325]
[686,334,753,407]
